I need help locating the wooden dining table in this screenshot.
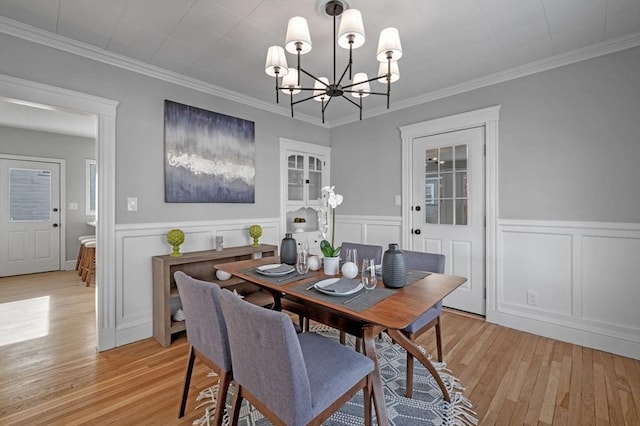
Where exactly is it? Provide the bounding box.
[217,256,467,426]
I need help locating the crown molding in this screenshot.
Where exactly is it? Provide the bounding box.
[329,31,640,128]
[2,17,637,130]
[0,17,326,128]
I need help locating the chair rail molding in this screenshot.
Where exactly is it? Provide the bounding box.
[496,218,640,359]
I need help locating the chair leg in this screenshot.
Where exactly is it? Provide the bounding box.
[304,317,310,332]
[213,370,232,426]
[435,318,443,362]
[78,244,86,276]
[363,377,373,426]
[228,385,244,426]
[75,243,84,271]
[179,346,196,418]
[339,331,346,345]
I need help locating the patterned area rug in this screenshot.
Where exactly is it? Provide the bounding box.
[193,326,477,425]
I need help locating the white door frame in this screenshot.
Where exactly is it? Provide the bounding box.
[1,74,119,351]
[400,105,500,320]
[0,154,66,274]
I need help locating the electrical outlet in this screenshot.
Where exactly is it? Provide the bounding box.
[526,290,538,306]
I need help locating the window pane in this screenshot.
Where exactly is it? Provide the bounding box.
[455,144,468,170]
[10,168,51,221]
[455,171,467,198]
[425,203,438,224]
[439,146,454,172]
[455,199,468,225]
[425,148,439,173]
[441,172,453,198]
[440,199,454,224]
[288,170,303,201]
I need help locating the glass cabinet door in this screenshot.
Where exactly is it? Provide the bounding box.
[308,156,322,201]
[287,154,304,202]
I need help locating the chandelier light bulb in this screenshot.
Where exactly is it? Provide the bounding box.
[265,46,289,77]
[313,77,330,101]
[351,72,371,98]
[285,16,312,54]
[377,61,399,83]
[281,68,301,94]
[337,9,365,49]
[376,27,403,62]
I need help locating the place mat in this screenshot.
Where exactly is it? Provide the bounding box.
[287,279,396,313]
[406,270,431,285]
[241,268,315,285]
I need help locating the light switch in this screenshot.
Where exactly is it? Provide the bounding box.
[394,195,401,206]
[68,202,78,210]
[127,197,138,211]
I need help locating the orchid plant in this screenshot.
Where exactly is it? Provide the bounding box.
[318,185,343,257]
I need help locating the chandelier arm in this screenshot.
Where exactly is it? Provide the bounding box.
[291,93,323,105]
[386,59,391,108]
[275,76,279,104]
[322,96,334,113]
[290,92,294,117]
[335,61,352,87]
[359,95,362,120]
[349,42,353,80]
[342,74,387,90]
[343,89,389,96]
[340,94,361,109]
[321,99,325,124]
[298,67,329,87]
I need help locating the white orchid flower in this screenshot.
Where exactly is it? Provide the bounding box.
[317,185,343,257]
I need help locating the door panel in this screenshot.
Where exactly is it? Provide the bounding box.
[411,127,485,315]
[0,159,61,276]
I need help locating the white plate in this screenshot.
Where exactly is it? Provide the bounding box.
[255,263,295,276]
[314,278,364,296]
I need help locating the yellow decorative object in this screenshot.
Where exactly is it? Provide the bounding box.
[166,229,185,257]
[249,224,262,247]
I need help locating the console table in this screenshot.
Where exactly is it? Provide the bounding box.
[152,244,278,346]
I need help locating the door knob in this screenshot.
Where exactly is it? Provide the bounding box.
[53,223,59,228]
[413,229,421,235]
[415,206,421,211]
[52,207,59,212]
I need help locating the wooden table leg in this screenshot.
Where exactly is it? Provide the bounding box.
[362,325,389,426]
[386,329,451,402]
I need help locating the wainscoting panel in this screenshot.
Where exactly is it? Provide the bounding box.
[335,215,402,250]
[451,240,472,291]
[114,218,280,346]
[495,220,640,359]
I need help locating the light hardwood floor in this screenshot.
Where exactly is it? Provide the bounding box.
[0,271,638,425]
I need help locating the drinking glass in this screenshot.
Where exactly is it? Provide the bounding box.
[361,258,377,290]
[296,244,309,274]
[345,248,358,265]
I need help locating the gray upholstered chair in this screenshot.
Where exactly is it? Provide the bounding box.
[339,242,383,264]
[174,271,232,425]
[220,289,375,426]
[401,250,446,398]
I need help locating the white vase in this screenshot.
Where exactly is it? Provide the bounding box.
[323,256,340,276]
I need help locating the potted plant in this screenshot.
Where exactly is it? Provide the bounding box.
[318,186,343,275]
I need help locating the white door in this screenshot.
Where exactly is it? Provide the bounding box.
[411,127,485,315]
[0,158,61,276]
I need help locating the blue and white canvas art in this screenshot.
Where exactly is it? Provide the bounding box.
[164,100,255,203]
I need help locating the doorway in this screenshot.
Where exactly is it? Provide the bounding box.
[400,106,500,318]
[1,74,119,350]
[411,127,485,315]
[0,157,62,276]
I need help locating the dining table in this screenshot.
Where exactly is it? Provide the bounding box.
[216,256,467,426]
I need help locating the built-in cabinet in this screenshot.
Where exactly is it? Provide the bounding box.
[280,138,330,253]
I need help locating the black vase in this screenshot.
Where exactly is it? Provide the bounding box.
[280,233,297,265]
[382,243,406,288]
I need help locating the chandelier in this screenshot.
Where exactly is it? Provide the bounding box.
[264,0,403,123]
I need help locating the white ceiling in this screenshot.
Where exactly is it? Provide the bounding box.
[1,0,639,127]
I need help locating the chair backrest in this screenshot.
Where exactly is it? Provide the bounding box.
[340,242,383,264]
[403,250,446,273]
[220,290,313,425]
[174,271,232,372]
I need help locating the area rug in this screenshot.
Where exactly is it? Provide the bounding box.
[193,325,477,425]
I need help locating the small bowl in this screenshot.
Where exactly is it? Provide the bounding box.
[215,269,231,281]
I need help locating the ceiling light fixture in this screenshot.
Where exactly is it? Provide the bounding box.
[264,0,403,123]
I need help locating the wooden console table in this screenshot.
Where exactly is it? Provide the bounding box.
[152,244,277,347]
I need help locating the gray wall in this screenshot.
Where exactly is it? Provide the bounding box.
[0,126,96,261]
[0,33,330,225]
[331,47,640,223]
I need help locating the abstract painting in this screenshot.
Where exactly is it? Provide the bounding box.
[164,100,255,203]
